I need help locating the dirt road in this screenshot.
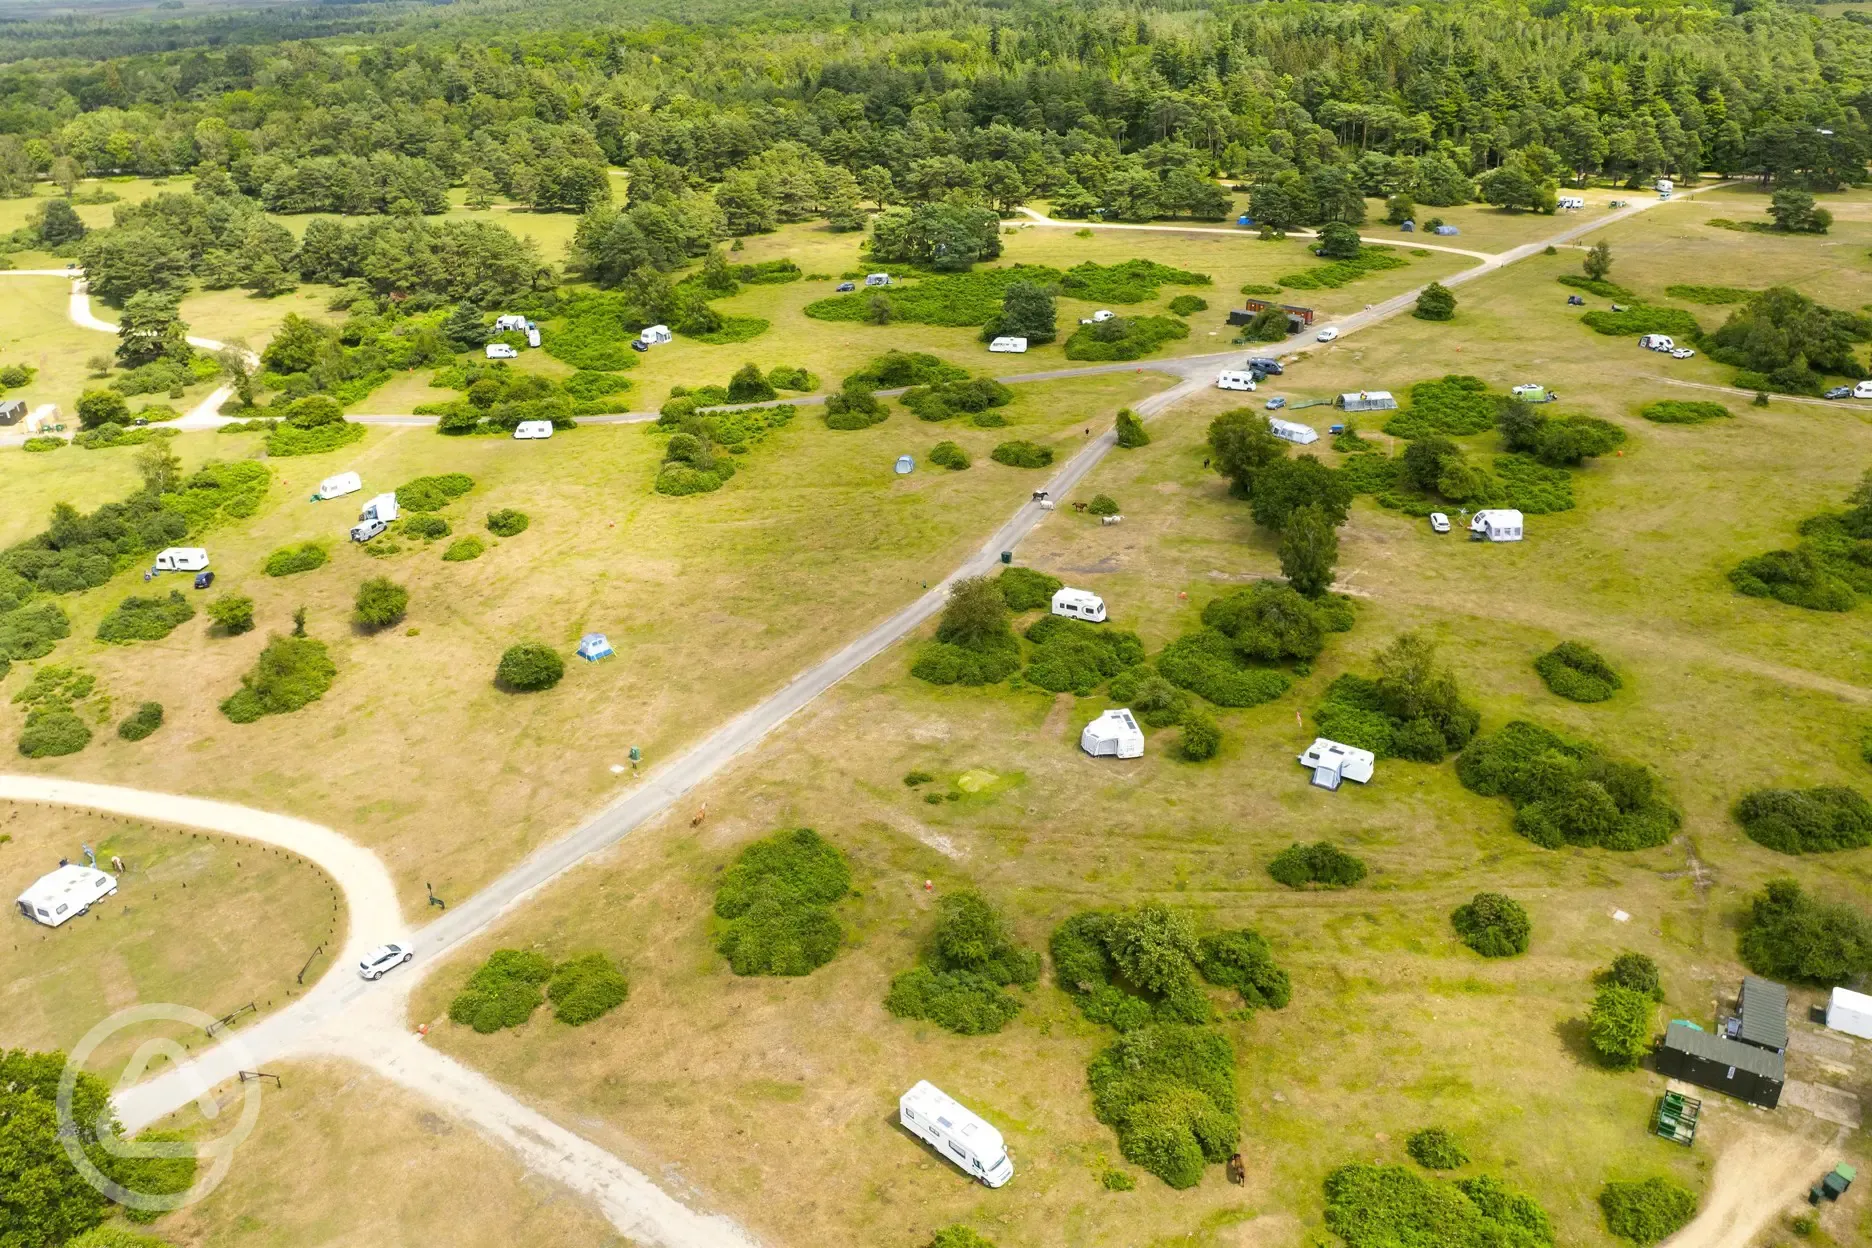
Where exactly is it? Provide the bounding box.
[1662,1121,1839,1248]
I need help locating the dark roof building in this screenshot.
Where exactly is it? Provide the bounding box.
[1656,1022,1784,1109]
[1736,976,1789,1053]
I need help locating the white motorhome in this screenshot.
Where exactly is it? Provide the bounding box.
[1268,418,1319,445]
[493,314,528,332]
[1298,738,1374,791]
[153,547,208,572]
[1469,509,1524,542]
[358,493,399,525]
[1854,380,1872,400]
[513,420,554,440]
[1638,334,1674,352]
[1215,370,1258,392]
[638,324,672,347]
[316,471,362,501]
[16,864,118,928]
[899,1081,1014,1188]
[526,327,541,349]
[988,336,1028,354]
[1051,587,1107,622]
[485,343,518,359]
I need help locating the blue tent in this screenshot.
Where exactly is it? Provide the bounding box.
[1236,214,1254,227]
[894,455,915,474]
[1400,219,1415,232]
[1433,224,1460,236]
[577,632,614,662]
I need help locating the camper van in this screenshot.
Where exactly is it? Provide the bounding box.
[513,420,554,440]
[153,547,208,573]
[526,327,541,349]
[16,864,118,928]
[1051,587,1107,623]
[485,343,518,359]
[988,336,1028,354]
[1469,509,1524,542]
[1854,380,1872,400]
[637,324,672,348]
[1638,334,1675,352]
[358,493,399,525]
[1215,370,1258,392]
[899,1081,1013,1187]
[316,471,362,501]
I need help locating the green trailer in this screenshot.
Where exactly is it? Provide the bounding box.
[1653,1091,1701,1146]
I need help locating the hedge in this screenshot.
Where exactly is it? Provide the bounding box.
[1733,787,1872,854]
[1382,375,1496,439]
[1058,259,1211,303]
[396,473,475,512]
[1023,614,1145,695]
[95,591,194,644]
[901,377,1013,423]
[1532,641,1621,703]
[1638,400,1731,424]
[220,635,336,722]
[449,949,553,1033]
[694,316,770,345]
[496,641,563,691]
[546,952,630,1025]
[998,565,1060,610]
[486,508,530,536]
[1324,1164,1553,1248]
[1457,721,1679,850]
[1406,1127,1468,1170]
[1599,1178,1698,1245]
[714,827,851,977]
[1580,305,1701,337]
[1062,314,1190,361]
[990,440,1053,468]
[263,542,328,577]
[1452,892,1531,958]
[1268,841,1367,889]
[1088,1024,1239,1188]
[116,701,164,742]
[929,440,969,470]
[1156,629,1290,708]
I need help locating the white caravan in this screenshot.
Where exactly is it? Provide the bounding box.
[525,327,541,348]
[638,324,672,347]
[1854,380,1872,399]
[899,1081,1013,1188]
[1638,334,1675,352]
[1051,587,1107,622]
[358,493,399,525]
[988,336,1028,353]
[513,420,554,440]
[1469,509,1524,542]
[1215,370,1258,392]
[493,314,528,332]
[16,864,118,928]
[865,272,892,287]
[153,547,208,572]
[316,471,362,500]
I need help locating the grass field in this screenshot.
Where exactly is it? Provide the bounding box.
[0,803,340,1083]
[151,1060,625,1248]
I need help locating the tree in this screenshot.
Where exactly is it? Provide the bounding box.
[1207,408,1287,494]
[75,389,130,429]
[869,201,1002,270]
[216,341,257,407]
[497,642,564,691]
[464,167,497,210]
[1739,878,1872,983]
[1583,240,1613,282]
[1477,164,1542,211]
[207,594,255,635]
[1315,221,1362,260]
[0,1049,116,1246]
[114,291,190,368]
[727,363,776,403]
[1451,892,1531,957]
[935,575,1010,650]
[858,166,894,211]
[1587,984,1653,1068]
[354,577,409,629]
[1384,193,1415,225]
[1414,281,1456,321]
[1114,409,1149,448]
[34,198,84,246]
[135,439,181,495]
[1597,952,1663,1000]
[1769,187,1831,234]
[49,153,80,195]
[1278,503,1339,596]
[1248,455,1352,530]
[991,280,1056,344]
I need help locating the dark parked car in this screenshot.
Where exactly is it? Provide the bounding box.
[1245,357,1283,375]
[1824,386,1852,400]
[193,571,215,590]
[836,281,856,292]
[630,339,648,352]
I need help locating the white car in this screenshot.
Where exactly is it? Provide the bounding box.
[485,343,518,359]
[1315,326,1340,342]
[1428,512,1451,534]
[1670,348,1696,359]
[358,943,412,980]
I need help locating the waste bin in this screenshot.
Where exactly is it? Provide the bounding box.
[1000,551,1012,564]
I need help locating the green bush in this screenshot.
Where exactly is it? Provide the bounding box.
[1114,409,1149,448]
[1155,630,1290,708]
[1597,952,1664,1000]
[400,513,450,539]
[1023,614,1145,695]
[694,316,770,344]
[928,440,969,470]
[95,590,194,644]
[1587,984,1654,1069]
[542,292,644,371]
[562,370,634,401]
[1730,547,1858,612]
[396,473,475,512]
[354,577,409,629]
[808,266,1063,327]
[442,536,485,561]
[1109,667,1190,727]
[1664,283,1754,304]
[1058,259,1211,303]
[1407,1127,1469,1170]
[1413,281,1456,321]
[1639,400,1731,424]
[990,440,1054,468]
[1063,314,1190,361]
[1280,247,1408,290]
[1167,294,1209,316]
[1086,493,1121,517]
[1533,641,1622,702]
[1493,455,1576,515]
[901,376,1014,422]
[1740,878,1872,983]
[1557,273,1636,300]
[116,701,164,742]
[65,1228,180,1248]
[19,707,91,757]
[485,508,530,537]
[910,637,1021,685]
[21,435,64,452]
[1733,787,1872,854]
[1050,906,1210,1030]
[884,968,1024,1034]
[1310,635,1480,762]
[885,889,1039,1034]
[1383,375,1497,438]
[496,641,563,691]
[1324,1164,1553,1248]
[997,565,1062,610]
[714,827,851,977]
[206,593,254,636]
[765,365,818,391]
[546,952,630,1024]
[843,351,970,389]
[823,384,889,430]
[1268,841,1368,889]
[448,949,554,1033]
[265,418,366,457]
[263,542,328,577]
[1458,721,1679,850]
[220,634,336,722]
[1580,305,1701,337]
[1101,1169,1136,1191]
[0,601,71,672]
[1452,892,1531,958]
[1178,710,1221,761]
[1197,928,1290,1009]
[1087,1024,1238,1188]
[1599,1178,1698,1245]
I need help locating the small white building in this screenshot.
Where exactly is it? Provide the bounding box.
[1051,587,1107,622]
[1298,738,1374,791]
[316,471,362,500]
[1827,987,1872,1040]
[15,864,118,928]
[1268,418,1319,445]
[1081,709,1144,759]
[1639,334,1675,352]
[513,420,554,440]
[493,314,528,332]
[1215,370,1258,392]
[899,1081,1013,1188]
[1469,509,1524,542]
[638,324,672,347]
[153,547,208,572]
[358,493,399,524]
[988,336,1028,354]
[865,273,892,287]
[577,633,614,662]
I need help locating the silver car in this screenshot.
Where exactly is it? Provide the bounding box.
[358,943,412,980]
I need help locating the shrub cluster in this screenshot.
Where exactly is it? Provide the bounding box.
[1665,284,1755,305]
[1197,928,1292,1010]
[928,440,969,470]
[1497,401,1626,467]
[95,591,194,644]
[448,949,553,1033]
[807,265,1063,327]
[1451,892,1532,958]
[990,439,1054,468]
[1062,314,1190,361]
[1156,630,1290,708]
[1167,294,1209,316]
[1406,1127,1468,1170]
[1324,1164,1553,1248]
[1533,641,1621,702]
[1051,906,1212,1029]
[1491,454,1576,514]
[1599,1178,1698,1245]
[485,508,530,536]
[264,396,368,457]
[843,351,970,390]
[997,565,1061,610]
[206,594,254,635]
[541,292,645,371]
[546,952,630,1025]
[221,634,336,722]
[901,377,1014,424]
[1023,614,1145,695]
[1740,879,1872,983]
[354,577,409,629]
[884,889,1040,1035]
[1268,841,1368,889]
[0,602,72,680]
[116,701,164,742]
[1382,375,1496,438]
[1557,273,1636,300]
[401,513,450,540]
[1114,409,1149,448]
[496,641,563,691]
[1580,304,1701,338]
[1177,709,1221,761]
[1058,259,1211,303]
[442,536,485,561]
[714,828,852,977]
[823,383,889,430]
[912,575,1022,686]
[1088,1024,1239,1189]
[1279,246,1407,290]
[1733,787,1872,855]
[1638,400,1731,424]
[396,473,475,512]
[14,666,101,757]
[1705,287,1869,396]
[1312,633,1480,762]
[1457,721,1679,850]
[422,361,618,432]
[925,1228,996,1248]
[1728,471,1872,612]
[263,542,328,577]
[1109,667,1193,728]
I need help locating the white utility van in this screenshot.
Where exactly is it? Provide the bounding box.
[316,471,362,500]
[485,343,518,359]
[16,865,118,928]
[513,420,554,440]
[153,547,208,572]
[350,518,387,543]
[988,336,1028,354]
[1051,587,1107,622]
[1215,370,1258,392]
[358,493,399,525]
[1638,334,1674,352]
[899,1081,1013,1188]
[638,324,672,347]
